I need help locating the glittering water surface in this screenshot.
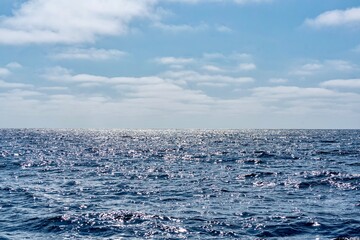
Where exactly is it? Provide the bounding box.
[0,129,359,239]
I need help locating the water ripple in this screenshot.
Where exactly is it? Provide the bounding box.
[0,129,359,239]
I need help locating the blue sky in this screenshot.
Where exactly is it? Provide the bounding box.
[0,0,359,128]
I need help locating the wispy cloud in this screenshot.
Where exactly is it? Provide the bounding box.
[52,48,126,60]
[153,22,208,33]
[0,80,32,89]
[320,79,360,88]
[6,62,22,69]
[167,0,273,4]
[161,70,254,85]
[252,86,336,99]
[291,60,356,76]
[215,25,233,33]
[155,57,195,65]
[234,0,272,4]
[238,63,256,71]
[44,66,254,88]
[292,63,323,76]
[202,65,225,72]
[305,7,360,28]
[269,78,288,84]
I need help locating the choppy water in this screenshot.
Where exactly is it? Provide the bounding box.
[0,129,359,239]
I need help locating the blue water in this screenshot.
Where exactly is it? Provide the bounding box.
[0,129,359,239]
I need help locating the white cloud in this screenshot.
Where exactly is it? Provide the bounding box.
[0,68,11,76]
[215,25,233,33]
[305,7,360,28]
[0,0,155,45]
[45,66,254,88]
[0,0,276,45]
[252,86,336,99]
[154,53,255,74]
[167,0,272,4]
[269,78,288,84]
[238,63,256,71]
[302,63,323,71]
[52,48,126,60]
[45,66,168,86]
[202,65,224,72]
[153,22,208,32]
[249,86,360,119]
[292,63,322,75]
[320,79,360,88]
[0,89,42,98]
[325,60,356,71]
[197,82,228,87]
[6,62,22,69]
[1,72,359,128]
[39,86,68,91]
[2,83,358,128]
[291,60,356,76]
[155,57,195,65]
[162,70,254,85]
[234,0,272,4]
[0,80,32,88]
[202,52,252,61]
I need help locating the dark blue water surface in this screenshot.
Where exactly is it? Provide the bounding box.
[0,129,359,239]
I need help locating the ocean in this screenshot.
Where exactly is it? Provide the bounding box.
[0,129,359,239]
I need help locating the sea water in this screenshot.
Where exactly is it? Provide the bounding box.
[0,129,359,239]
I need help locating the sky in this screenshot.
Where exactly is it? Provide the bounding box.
[0,0,359,129]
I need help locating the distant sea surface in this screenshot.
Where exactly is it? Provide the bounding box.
[0,129,359,239]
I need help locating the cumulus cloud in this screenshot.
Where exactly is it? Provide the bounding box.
[305,7,360,28]
[320,79,360,88]
[52,48,127,60]
[0,0,156,45]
